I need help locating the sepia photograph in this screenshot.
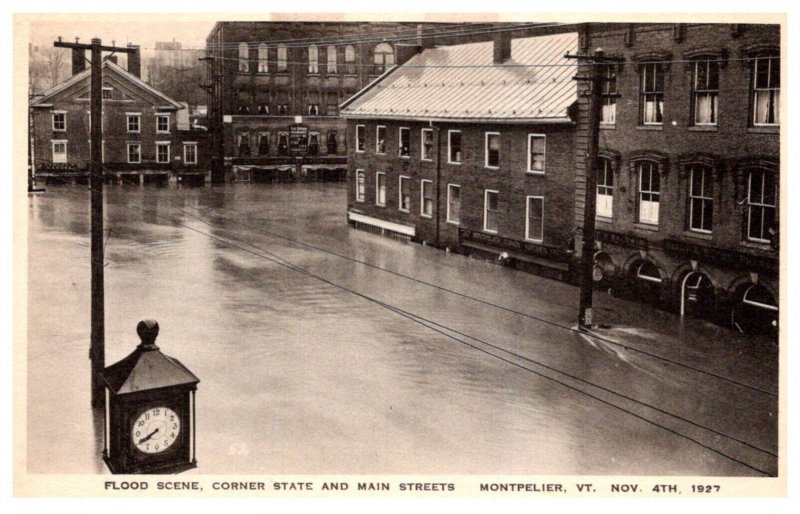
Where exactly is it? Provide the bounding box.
[10,5,789,501]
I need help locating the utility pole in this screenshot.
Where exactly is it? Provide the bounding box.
[53,37,137,408]
[566,48,622,332]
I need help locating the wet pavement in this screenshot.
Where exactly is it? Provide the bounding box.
[26,183,778,475]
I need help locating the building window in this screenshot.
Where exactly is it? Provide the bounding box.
[308,104,319,115]
[693,59,719,125]
[102,87,112,99]
[420,180,434,218]
[277,132,289,156]
[308,45,319,74]
[327,131,338,154]
[597,158,614,219]
[484,190,499,233]
[258,132,270,155]
[638,161,660,225]
[746,169,776,242]
[355,124,365,153]
[156,114,170,133]
[448,130,461,164]
[344,45,356,75]
[238,105,250,115]
[376,125,386,154]
[526,196,544,242]
[485,132,500,168]
[688,165,714,232]
[277,45,287,72]
[399,176,411,212]
[127,143,141,164]
[126,114,140,133]
[258,43,269,73]
[238,42,249,73]
[327,45,337,74]
[421,128,433,161]
[640,63,664,125]
[52,111,66,131]
[308,132,320,155]
[373,43,395,74]
[447,184,461,224]
[277,104,288,116]
[51,140,67,163]
[636,261,662,283]
[183,143,197,165]
[258,104,269,115]
[156,142,170,163]
[398,127,410,157]
[602,65,617,124]
[752,55,780,126]
[527,134,546,173]
[237,132,250,157]
[375,172,386,206]
[355,169,365,202]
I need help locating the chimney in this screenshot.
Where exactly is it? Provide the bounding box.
[493,32,511,64]
[104,55,118,65]
[127,44,141,78]
[72,48,86,75]
[417,24,436,50]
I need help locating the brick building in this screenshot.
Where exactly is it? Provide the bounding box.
[573,23,780,334]
[203,21,531,183]
[31,48,210,186]
[341,30,579,281]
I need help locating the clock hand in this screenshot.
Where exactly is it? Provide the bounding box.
[138,428,160,444]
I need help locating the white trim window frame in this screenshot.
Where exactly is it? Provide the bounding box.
[156,114,170,134]
[447,129,462,164]
[641,63,665,125]
[398,127,410,158]
[525,195,545,242]
[398,175,411,212]
[355,169,365,203]
[375,171,386,206]
[155,142,171,164]
[688,165,713,233]
[596,158,614,219]
[746,169,776,243]
[355,124,365,153]
[126,113,141,133]
[127,143,141,164]
[752,55,780,126]
[485,131,500,169]
[421,128,433,161]
[375,125,386,154]
[638,161,660,225]
[693,59,720,126]
[527,134,546,174]
[483,189,499,233]
[51,139,68,163]
[183,142,198,165]
[446,184,461,225]
[52,111,67,132]
[420,179,433,218]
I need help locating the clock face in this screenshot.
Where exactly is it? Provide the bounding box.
[131,406,181,454]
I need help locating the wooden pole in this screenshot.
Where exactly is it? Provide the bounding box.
[89,38,104,407]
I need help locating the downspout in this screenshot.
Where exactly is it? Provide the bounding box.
[433,120,442,247]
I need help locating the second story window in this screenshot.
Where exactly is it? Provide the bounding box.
[258,132,270,155]
[258,43,269,73]
[238,42,249,73]
[753,55,780,126]
[238,132,250,157]
[421,128,433,161]
[327,131,338,154]
[127,143,141,164]
[448,130,461,164]
[344,45,356,75]
[447,184,461,224]
[399,127,410,157]
[638,161,660,225]
[376,125,386,154]
[693,59,719,125]
[126,114,140,133]
[399,176,411,212]
[52,111,66,131]
[373,43,394,74]
[156,142,170,163]
[602,65,617,124]
[596,158,614,219]
[277,45,288,73]
[485,132,500,168]
[156,114,170,133]
[308,45,319,74]
[375,172,386,206]
[183,143,197,165]
[355,169,365,202]
[355,124,365,152]
[746,169,776,242]
[640,63,664,125]
[308,104,319,115]
[278,132,288,156]
[327,45,337,74]
[527,134,546,173]
[484,190,499,233]
[688,165,714,233]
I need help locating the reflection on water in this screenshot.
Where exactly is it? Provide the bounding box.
[27,184,777,476]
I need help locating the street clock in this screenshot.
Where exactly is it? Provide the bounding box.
[100,319,199,474]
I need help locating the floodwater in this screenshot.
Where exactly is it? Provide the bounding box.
[26,183,778,476]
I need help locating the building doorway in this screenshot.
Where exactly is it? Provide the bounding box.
[732,284,778,336]
[680,271,715,320]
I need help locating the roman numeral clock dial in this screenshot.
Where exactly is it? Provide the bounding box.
[132,407,181,454]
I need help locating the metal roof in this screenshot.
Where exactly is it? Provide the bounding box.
[341,32,578,123]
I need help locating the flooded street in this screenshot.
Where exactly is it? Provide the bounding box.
[27,183,778,476]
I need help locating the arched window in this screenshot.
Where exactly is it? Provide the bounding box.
[344,45,356,74]
[308,45,319,74]
[636,261,662,282]
[257,43,268,73]
[277,45,287,72]
[373,43,395,74]
[327,45,337,74]
[238,42,249,73]
[742,284,777,311]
